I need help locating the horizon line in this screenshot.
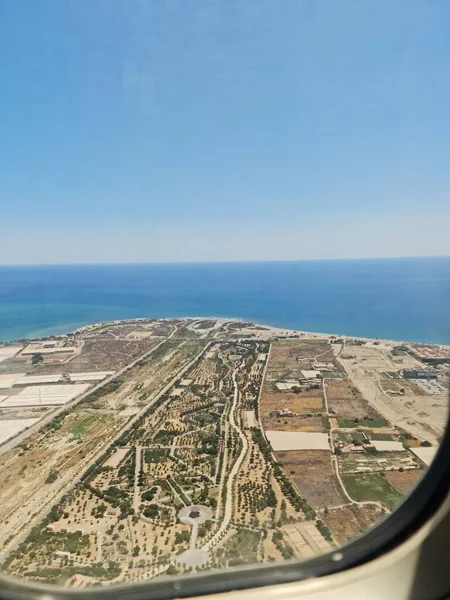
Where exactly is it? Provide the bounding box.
[0,254,449,268]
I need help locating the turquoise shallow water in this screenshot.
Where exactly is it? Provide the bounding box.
[0,257,449,344]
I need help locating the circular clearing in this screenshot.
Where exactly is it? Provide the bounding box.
[178,504,213,525]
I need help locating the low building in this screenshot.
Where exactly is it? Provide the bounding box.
[300,370,321,380]
[403,370,438,379]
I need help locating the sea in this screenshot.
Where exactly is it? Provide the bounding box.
[0,257,449,344]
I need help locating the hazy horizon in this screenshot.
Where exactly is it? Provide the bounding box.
[1,1,450,263]
[1,253,450,268]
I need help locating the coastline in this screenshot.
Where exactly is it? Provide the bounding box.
[2,316,448,351]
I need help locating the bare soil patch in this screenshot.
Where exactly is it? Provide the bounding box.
[326,379,382,419]
[275,450,345,509]
[263,415,325,432]
[385,470,424,495]
[380,379,426,396]
[261,384,324,418]
[324,504,384,545]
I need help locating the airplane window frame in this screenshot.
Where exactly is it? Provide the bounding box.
[0,406,448,600]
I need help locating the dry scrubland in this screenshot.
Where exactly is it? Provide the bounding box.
[0,320,446,587]
[275,450,345,509]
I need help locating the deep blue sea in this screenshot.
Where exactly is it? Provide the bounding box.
[0,258,449,344]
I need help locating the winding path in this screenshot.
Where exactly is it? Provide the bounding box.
[201,365,248,552]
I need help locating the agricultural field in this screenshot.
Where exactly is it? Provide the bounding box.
[338,450,419,474]
[336,418,389,428]
[326,379,383,420]
[0,322,445,588]
[0,336,207,562]
[341,473,402,510]
[385,470,425,495]
[267,340,334,378]
[263,415,325,433]
[323,504,385,545]
[275,450,345,509]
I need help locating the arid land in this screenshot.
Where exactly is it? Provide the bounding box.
[0,318,447,587]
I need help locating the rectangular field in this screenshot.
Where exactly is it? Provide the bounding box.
[263,415,325,433]
[266,431,329,451]
[385,470,424,494]
[339,451,418,474]
[275,450,345,509]
[282,522,332,557]
[371,441,405,452]
[410,446,438,466]
[323,504,384,545]
[341,473,402,510]
[326,379,383,419]
[242,410,257,428]
[0,384,90,407]
[337,418,389,428]
[261,384,324,419]
[0,347,22,363]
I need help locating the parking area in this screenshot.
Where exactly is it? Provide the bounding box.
[410,378,447,395]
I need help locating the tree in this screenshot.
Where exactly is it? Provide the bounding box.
[420,440,432,447]
[45,471,58,484]
[31,353,44,365]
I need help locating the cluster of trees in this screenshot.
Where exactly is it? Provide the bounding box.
[84,377,125,404]
[200,434,219,456]
[272,530,294,560]
[237,480,276,514]
[117,451,135,488]
[143,504,159,519]
[45,410,69,432]
[316,519,333,542]
[141,486,158,502]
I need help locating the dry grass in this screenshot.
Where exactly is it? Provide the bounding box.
[261,383,324,418]
[380,379,426,396]
[324,504,384,545]
[385,470,424,495]
[326,379,382,419]
[275,450,345,509]
[262,415,325,432]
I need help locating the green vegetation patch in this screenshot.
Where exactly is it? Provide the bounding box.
[337,418,388,428]
[24,561,121,584]
[217,530,260,566]
[342,473,402,510]
[369,433,395,441]
[67,415,98,439]
[144,448,167,463]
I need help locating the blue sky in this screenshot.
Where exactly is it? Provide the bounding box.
[1,0,449,263]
